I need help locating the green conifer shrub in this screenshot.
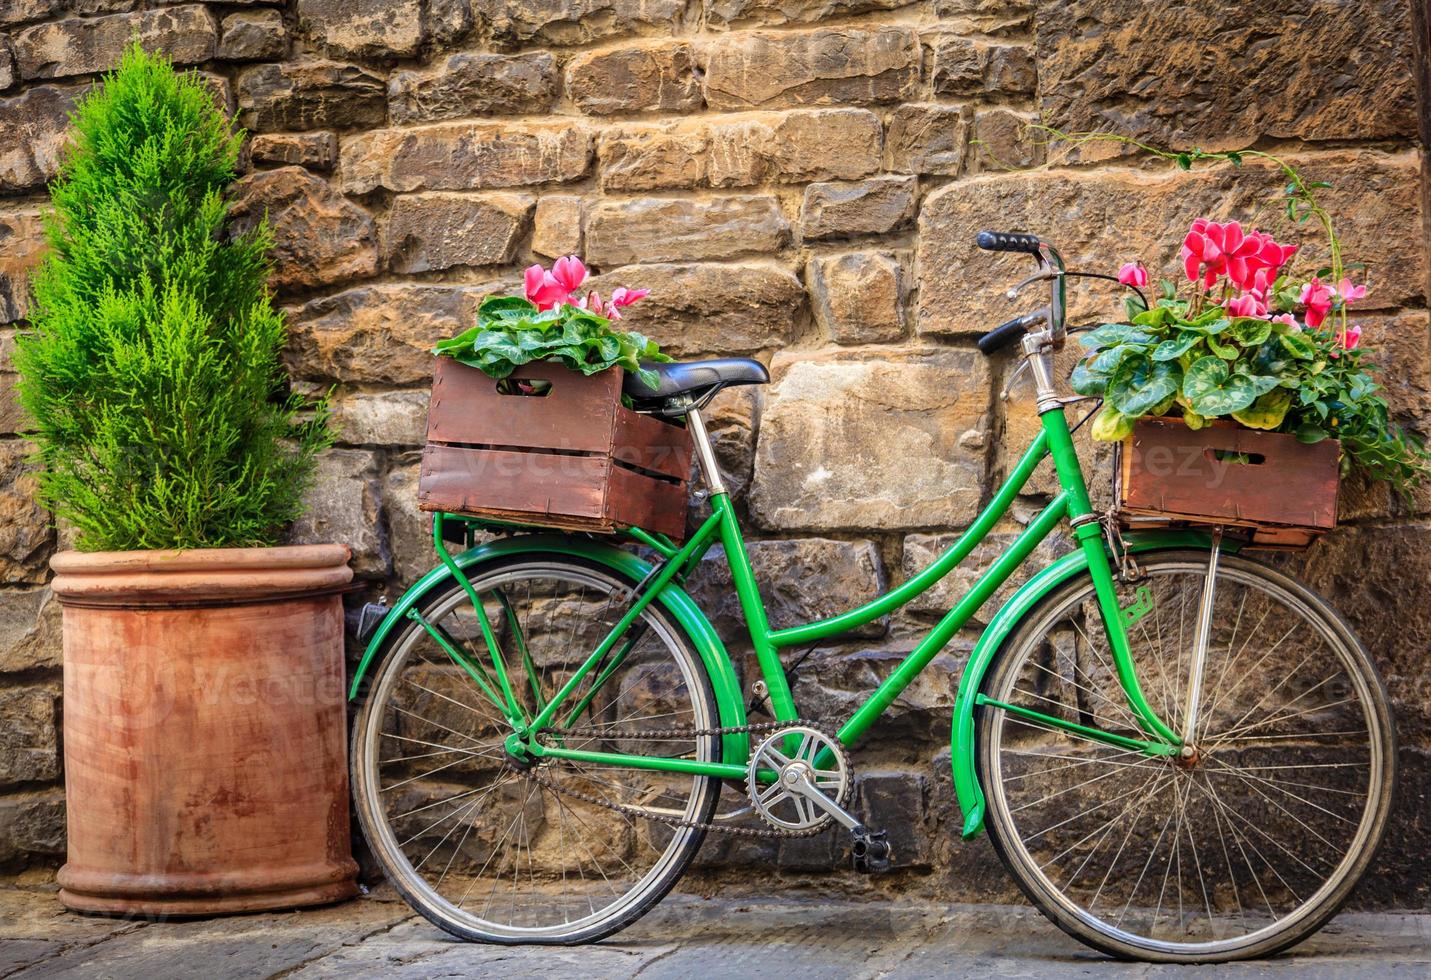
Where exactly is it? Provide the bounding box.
[14,45,330,552]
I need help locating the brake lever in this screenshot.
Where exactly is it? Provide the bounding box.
[1000,358,1032,401]
[1006,269,1061,299]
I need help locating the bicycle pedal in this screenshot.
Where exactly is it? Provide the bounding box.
[851,828,893,874]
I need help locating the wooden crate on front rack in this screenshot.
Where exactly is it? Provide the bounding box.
[1114,418,1340,549]
[418,357,693,540]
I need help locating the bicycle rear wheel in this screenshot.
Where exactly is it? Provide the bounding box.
[351,555,721,944]
[976,550,1395,963]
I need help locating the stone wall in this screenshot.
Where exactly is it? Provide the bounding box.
[0,0,1428,905]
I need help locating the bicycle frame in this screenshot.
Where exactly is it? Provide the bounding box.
[394,387,1189,783]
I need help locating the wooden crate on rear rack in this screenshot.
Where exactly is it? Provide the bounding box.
[418,357,692,540]
[1115,418,1340,549]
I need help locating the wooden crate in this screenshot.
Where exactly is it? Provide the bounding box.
[418,358,692,539]
[1115,418,1340,549]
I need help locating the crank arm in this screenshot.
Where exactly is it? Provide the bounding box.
[789,772,862,832]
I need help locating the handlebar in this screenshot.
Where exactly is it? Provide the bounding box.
[974,229,1067,356]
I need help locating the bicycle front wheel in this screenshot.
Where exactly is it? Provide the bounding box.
[352,555,722,944]
[977,550,1395,963]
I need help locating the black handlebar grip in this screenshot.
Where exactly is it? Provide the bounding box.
[977,314,1033,356]
[975,230,1042,255]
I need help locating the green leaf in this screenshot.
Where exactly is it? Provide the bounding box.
[1091,406,1135,442]
[1079,323,1157,350]
[1090,344,1140,373]
[1182,407,1209,430]
[1176,152,1192,170]
[1206,333,1238,359]
[478,295,538,318]
[1228,317,1272,346]
[1231,389,1293,430]
[1278,330,1317,360]
[1225,151,1242,167]
[1152,332,1200,361]
[1294,421,1330,443]
[1107,355,1182,417]
[1131,307,1173,328]
[1182,356,1259,416]
[1069,360,1108,396]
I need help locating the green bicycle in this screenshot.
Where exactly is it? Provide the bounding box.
[348,232,1396,963]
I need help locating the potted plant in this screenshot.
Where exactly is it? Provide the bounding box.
[1072,157,1429,544]
[419,258,694,538]
[13,47,357,914]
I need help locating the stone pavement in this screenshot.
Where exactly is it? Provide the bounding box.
[1,885,1428,979]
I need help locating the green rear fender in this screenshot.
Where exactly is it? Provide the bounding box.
[349,534,752,765]
[951,531,1228,840]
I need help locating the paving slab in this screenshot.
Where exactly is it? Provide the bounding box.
[2,885,1427,980]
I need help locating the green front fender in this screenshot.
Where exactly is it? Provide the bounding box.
[349,534,752,766]
[950,530,1230,839]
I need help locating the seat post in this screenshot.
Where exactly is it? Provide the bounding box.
[684,406,727,495]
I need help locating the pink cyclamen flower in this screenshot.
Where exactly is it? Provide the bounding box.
[1225,292,1268,318]
[1336,277,1368,307]
[1270,312,1300,330]
[1299,276,1334,329]
[609,286,650,307]
[549,255,588,295]
[1117,261,1149,287]
[524,264,568,311]
[1180,219,1297,291]
[1341,323,1363,351]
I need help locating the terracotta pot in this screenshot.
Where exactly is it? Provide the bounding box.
[50,545,360,916]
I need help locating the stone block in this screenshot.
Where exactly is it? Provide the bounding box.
[706,0,914,27]
[934,0,1034,33]
[702,384,758,500]
[789,645,965,743]
[0,587,61,674]
[917,152,1424,337]
[807,251,905,344]
[339,122,591,194]
[383,192,533,274]
[236,61,386,133]
[0,438,50,585]
[886,103,971,177]
[287,448,388,578]
[285,283,493,385]
[686,538,889,642]
[856,770,929,866]
[0,34,15,91]
[585,196,788,266]
[477,0,695,47]
[297,0,423,59]
[598,108,882,191]
[566,41,701,115]
[383,457,431,585]
[750,349,991,530]
[1037,0,1418,150]
[217,9,287,62]
[332,389,429,448]
[0,687,58,788]
[531,195,583,258]
[249,131,338,171]
[0,1,65,29]
[585,262,805,357]
[13,5,215,81]
[228,167,379,293]
[0,206,45,324]
[969,108,1044,173]
[800,175,916,240]
[425,0,476,46]
[0,84,83,192]
[0,790,65,865]
[704,26,920,109]
[929,35,1034,96]
[388,52,557,124]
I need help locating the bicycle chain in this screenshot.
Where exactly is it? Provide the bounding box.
[528,719,848,840]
